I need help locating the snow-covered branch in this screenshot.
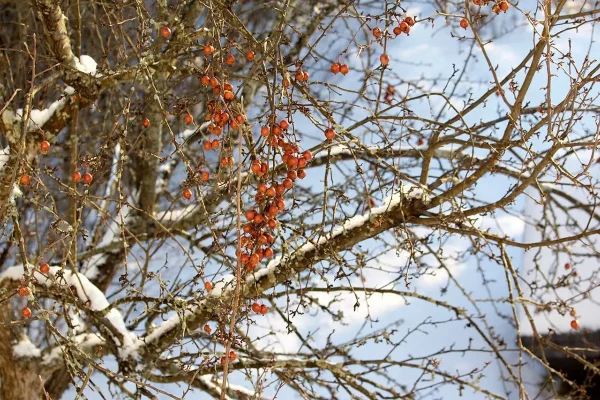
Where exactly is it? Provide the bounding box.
[0,265,142,361]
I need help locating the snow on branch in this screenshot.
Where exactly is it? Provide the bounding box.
[13,87,75,131]
[142,183,429,354]
[0,265,143,360]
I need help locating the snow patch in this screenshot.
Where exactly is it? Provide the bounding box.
[0,146,9,172]
[74,55,101,77]
[13,339,41,359]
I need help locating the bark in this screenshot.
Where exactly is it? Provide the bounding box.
[0,298,41,399]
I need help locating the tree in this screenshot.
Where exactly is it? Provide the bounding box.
[0,0,598,398]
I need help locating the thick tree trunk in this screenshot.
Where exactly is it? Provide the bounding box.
[0,301,42,399]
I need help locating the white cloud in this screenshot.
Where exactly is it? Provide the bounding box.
[472,214,525,238]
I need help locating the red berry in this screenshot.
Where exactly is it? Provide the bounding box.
[264,247,274,258]
[40,263,50,274]
[564,263,571,270]
[330,63,340,74]
[405,17,415,27]
[340,64,349,75]
[225,54,235,66]
[246,50,255,61]
[17,287,30,297]
[184,113,193,125]
[21,306,32,318]
[297,169,306,179]
[570,319,580,330]
[380,53,390,65]
[372,27,382,39]
[460,18,469,29]
[246,210,257,221]
[142,118,150,128]
[20,174,31,186]
[160,26,172,38]
[499,1,509,12]
[260,304,268,315]
[183,189,192,200]
[72,171,81,182]
[399,21,410,34]
[324,128,335,140]
[205,281,212,291]
[393,26,402,35]
[229,350,237,361]
[203,44,214,56]
[251,302,261,313]
[40,140,50,153]
[203,324,212,334]
[279,120,289,130]
[83,173,93,184]
[302,150,312,160]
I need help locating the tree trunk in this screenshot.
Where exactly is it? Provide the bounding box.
[0,300,42,399]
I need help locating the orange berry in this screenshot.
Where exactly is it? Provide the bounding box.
[225,54,235,66]
[570,319,580,330]
[203,44,214,56]
[260,304,268,315]
[203,324,212,334]
[183,189,192,200]
[405,17,415,26]
[282,77,290,88]
[393,26,402,35]
[261,126,270,137]
[83,173,93,184]
[203,141,212,151]
[399,21,410,34]
[251,302,261,313]
[279,120,289,130]
[201,75,210,86]
[380,53,390,65]
[229,350,237,361]
[72,171,82,182]
[142,117,150,128]
[21,306,32,318]
[184,113,193,125]
[20,174,31,186]
[204,281,212,291]
[340,64,349,75]
[297,169,306,179]
[17,286,30,297]
[570,309,577,317]
[330,63,340,74]
[40,140,50,153]
[40,263,50,274]
[499,1,509,12]
[160,26,171,39]
[460,18,469,29]
[211,139,220,149]
[264,247,274,258]
[246,50,255,61]
[201,171,210,181]
[324,128,335,140]
[372,27,382,39]
[302,150,312,160]
[246,210,257,221]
